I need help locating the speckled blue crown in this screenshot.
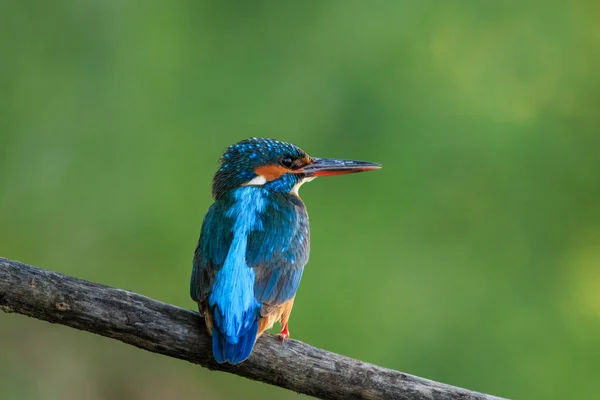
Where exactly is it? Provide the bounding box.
[212,138,307,199]
[220,138,306,169]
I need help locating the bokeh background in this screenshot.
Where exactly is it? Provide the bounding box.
[2,1,600,399]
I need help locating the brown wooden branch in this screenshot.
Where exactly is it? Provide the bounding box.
[0,257,507,400]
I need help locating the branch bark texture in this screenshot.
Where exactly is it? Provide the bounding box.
[0,257,506,400]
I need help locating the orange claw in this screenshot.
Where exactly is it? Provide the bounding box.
[278,323,290,342]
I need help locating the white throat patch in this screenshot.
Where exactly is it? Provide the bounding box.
[291,177,316,196]
[244,175,267,186]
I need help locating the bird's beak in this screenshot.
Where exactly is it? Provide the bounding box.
[299,157,381,177]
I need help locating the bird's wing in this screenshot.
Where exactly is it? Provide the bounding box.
[246,195,310,309]
[192,193,309,314]
[190,201,233,308]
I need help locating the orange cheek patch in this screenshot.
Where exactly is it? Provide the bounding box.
[300,156,314,166]
[255,165,289,181]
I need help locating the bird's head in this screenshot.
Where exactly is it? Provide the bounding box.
[212,138,381,199]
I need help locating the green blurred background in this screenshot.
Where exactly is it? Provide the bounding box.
[2,1,600,399]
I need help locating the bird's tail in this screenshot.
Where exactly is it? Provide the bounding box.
[210,307,259,365]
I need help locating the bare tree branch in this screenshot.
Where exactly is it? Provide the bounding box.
[0,257,506,400]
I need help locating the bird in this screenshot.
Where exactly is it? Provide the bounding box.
[190,137,380,364]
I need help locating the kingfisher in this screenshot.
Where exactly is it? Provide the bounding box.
[191,138,380,364]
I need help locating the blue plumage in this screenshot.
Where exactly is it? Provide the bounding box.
[192,185,308,364]
[207,188,263,363]
[191,138,380,364]
[247,191,309,305]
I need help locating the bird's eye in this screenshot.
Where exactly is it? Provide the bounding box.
[280,156,294,168]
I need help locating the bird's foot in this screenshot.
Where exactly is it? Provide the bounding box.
[278,324,290,343]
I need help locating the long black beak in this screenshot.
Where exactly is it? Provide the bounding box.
[299,157,381,177]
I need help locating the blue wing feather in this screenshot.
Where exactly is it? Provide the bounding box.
[191,188,309,364]
[190,200,233,304]
[247,193,309,306]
